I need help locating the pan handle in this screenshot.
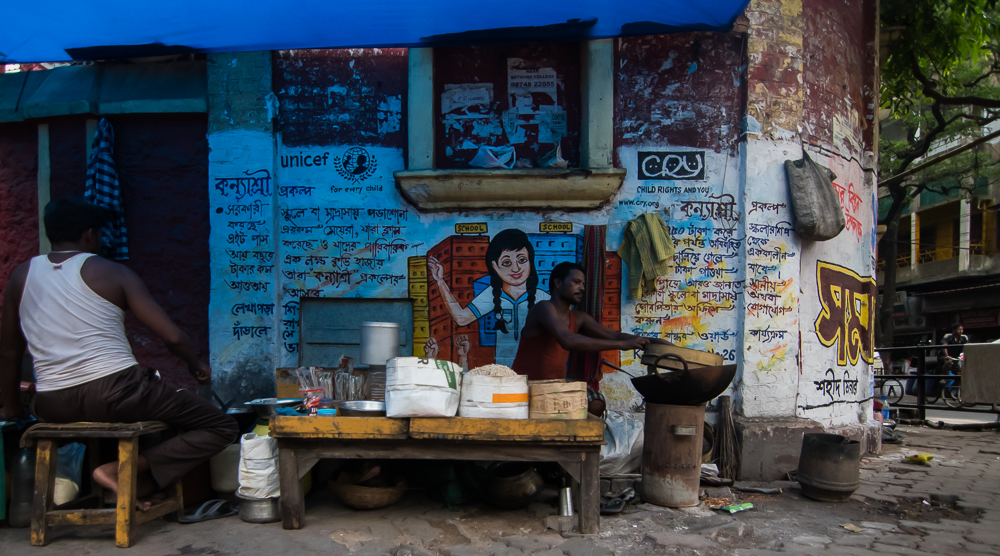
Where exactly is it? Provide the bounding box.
[648,353,689,379]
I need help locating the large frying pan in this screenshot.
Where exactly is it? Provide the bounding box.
[631,353,737,406]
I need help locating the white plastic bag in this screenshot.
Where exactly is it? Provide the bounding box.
[600,411,644,475]
[469,146,516,169]
[238,433,280,499]
[54,443,86,505]
[386,357,463,417]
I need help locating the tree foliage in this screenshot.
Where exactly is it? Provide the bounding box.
[877,0,1000,346]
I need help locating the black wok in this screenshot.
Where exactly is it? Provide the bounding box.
[631,353,737,406]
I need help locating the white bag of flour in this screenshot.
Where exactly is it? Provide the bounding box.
[386,357,463,417]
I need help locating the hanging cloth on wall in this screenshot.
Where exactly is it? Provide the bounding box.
[617,213,674,299]
[84,118,128,260]
[568,225,607,390]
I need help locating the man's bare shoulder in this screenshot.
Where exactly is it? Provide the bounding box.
[82,254,133,275]
[4,260,32,291]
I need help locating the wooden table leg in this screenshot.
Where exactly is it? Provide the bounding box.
[578,451,600,534]
[278,441,303,530]
[30,440,57,546]
[116,437,139,548]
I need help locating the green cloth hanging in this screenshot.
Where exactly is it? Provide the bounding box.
[617,213,675,299]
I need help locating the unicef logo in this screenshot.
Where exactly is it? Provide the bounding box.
[334,147,377,184]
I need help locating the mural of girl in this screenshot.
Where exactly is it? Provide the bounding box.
[427,228,549,366]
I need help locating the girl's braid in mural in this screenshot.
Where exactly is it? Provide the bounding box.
[485,229,538,334]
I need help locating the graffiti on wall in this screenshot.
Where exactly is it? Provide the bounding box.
[813,261,876,366]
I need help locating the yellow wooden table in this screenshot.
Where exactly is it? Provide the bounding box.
[269,416,605,533]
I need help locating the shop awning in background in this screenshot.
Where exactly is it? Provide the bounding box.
[2,0,750,63]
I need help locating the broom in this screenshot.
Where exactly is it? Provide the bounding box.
[715,395,741,480]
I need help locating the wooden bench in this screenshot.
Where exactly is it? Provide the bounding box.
[269,416,605,534]
[21,421,184,548]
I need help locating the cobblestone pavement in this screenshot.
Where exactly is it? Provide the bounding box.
[0,425,997,555]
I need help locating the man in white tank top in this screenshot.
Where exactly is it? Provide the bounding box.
[1,198,237,510]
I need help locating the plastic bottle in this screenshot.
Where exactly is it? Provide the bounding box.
[881,396,891,421]
[8,448,35,528]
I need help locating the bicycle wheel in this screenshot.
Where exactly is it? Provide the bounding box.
[883,378,905,406]
[944,386,962,408]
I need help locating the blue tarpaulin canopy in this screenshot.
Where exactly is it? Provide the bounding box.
[3,1,750,63]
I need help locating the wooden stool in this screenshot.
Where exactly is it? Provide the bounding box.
[21,421,184,548]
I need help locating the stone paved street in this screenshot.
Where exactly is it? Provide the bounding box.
[0,424,997,555]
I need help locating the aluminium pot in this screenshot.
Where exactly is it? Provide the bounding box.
[236,494,281,523]
[484,462,544,509]
[360,322,400,366]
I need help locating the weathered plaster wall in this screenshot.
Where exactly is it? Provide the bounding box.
[204,0,879,431]
[0,122,38,314]
[740,0,878,425]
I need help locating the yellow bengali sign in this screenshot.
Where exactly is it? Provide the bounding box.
[539,222,573,233]
[455,222,488,234]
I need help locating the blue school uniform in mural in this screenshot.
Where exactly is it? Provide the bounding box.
[468,284,550,366]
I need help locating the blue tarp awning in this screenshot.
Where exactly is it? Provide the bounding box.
[3,1,750,63]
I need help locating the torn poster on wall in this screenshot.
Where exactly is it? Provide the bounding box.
[504,58,566,145]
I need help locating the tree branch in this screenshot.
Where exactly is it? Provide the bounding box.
[881,127,1000,188]
[911,53,1000,108]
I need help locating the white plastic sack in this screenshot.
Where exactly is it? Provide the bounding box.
[238,433,280,499]
[386,357,463,418]
[469,146,516,169]
[459,374,529,419]
[600,410,644,475]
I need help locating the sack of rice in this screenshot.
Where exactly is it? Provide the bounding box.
[386,357,463,417]
[459,373,529,419]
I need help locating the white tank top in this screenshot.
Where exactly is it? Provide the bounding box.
[19,253,138,392]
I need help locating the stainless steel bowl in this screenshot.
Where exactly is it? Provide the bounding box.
[244,398,301,418]
[333,400,386,417]
[236,494,280,523]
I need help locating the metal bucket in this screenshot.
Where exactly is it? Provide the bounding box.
[797,433,860,502]
[360,322,400,366]
[641,403,705,507]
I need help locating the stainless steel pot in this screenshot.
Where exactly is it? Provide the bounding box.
[360,322,400,366]
[333,400,387,417]
[244,398,301,418]
[236,494,281,523]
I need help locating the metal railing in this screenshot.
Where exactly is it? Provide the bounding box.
[875,344,1000,421]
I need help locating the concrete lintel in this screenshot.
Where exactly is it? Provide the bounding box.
[580,39,613,169]
[22,65,101,119]
[407,48,435,170]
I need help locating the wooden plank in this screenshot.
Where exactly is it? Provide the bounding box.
[135,498,182,525]
[278,442,304,530]
[578,451,600,534]
[269,416,408,439]
[46,509,116,526]
[286,440,596,463]
[408,417,604,442]
[116,437,139,548]
[30,440,57,546]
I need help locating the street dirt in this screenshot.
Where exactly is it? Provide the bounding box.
[1,424,998,555]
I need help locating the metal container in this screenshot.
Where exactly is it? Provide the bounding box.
[236,494,280,523]
[641,402,705,508]
[244,398,301,418]
[559,487,574,517]
[797,433,861,502]
[360,322,400,366]
[484,462,544,509]
[333,400,387,417]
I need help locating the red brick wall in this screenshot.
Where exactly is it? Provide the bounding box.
[0,122,39,315]
[31,114,210,388]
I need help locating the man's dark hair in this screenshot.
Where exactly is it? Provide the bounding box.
[952,323,964,332]
[550,262,585,293]
[44,197,106,244]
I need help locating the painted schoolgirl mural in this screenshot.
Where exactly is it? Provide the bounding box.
[427,228,550,366]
